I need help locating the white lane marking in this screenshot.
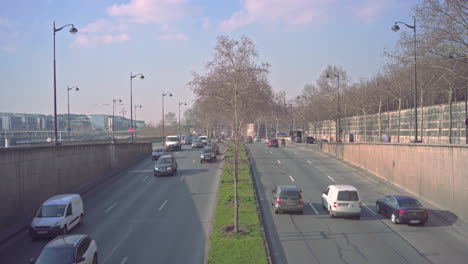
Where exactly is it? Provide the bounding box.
[105,202,118,214]
[327,176,336,182]
[120,257,128,264]
[309,203,319,215]
[103,228,132,264]
[277,160,281,164]
[269,151,272,154]
[294,152,298,155]
[306,160,312,164]
[141,175,150,181]
[131,170,152,173]
[159,200,168,211]
[289,175,295,182]
[192,160,196,163]
[179,175,185,182]
[362,204,377,216]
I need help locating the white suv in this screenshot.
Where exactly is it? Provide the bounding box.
[165,135,181,151]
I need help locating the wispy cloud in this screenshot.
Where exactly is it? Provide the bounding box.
[354,0,385,23]
[72,34,130,47]
[0,17,14,27]
[219,0,330,32]
[0,45,16,53]
[159,33,188,41]
[80,19,128,33]
[201,17,210,30]
[107,0,192,24]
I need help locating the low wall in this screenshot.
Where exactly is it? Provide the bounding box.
[0,142,151,239]
[321,143,468,221]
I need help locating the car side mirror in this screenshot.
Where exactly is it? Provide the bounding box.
[77,256,85,263]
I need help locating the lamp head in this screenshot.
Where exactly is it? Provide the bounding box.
[69,26,78,34]
[326,73,330,78]
[169,93,173,97]
[75,87,79,91]
[391,24,400,32]
[184,103,187,106]
[118,99,122,103]
[139,75,144,80]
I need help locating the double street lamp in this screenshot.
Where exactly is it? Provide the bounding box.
[392,16,419,143]
[112,98,122,143]
[66,85,79,143]
[134,105,142,139]
[178,101,187,140]
[326,72,341,142]
[53,21,78,145]
[130,72,144,143]
[296,95,308,147]
[162,92,173,145]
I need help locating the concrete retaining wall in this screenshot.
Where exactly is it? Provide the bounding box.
[0,143,151,238]
[321,143,468,221]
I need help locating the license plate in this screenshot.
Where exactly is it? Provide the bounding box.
[37,231,48,234]
[410,220,420,224]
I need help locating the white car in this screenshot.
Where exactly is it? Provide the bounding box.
[30,194,84,239]
[165,135,181,151]
[198,135,208,145]
[322,185,361,219]
[31,234,98,264]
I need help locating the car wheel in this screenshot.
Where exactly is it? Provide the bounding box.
[329,207,334,218]
[79,213,84,225]
[93,253,98,264]
[299,210,304,215]
[200,160,203,163]
[376,203,381,214]
[420,221,427,226]
[391,213,399,224]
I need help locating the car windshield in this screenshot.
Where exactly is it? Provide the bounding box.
[36,205,66,218]
[199,137,207,140]
[270,139,278,143]
[398,198,423,208]
[156,158,172,165]
[36,247,75,264]
[280,191,299,198]
[153,149,164,153]
[337,191,359,201]
[202,149,213,153]
[167,137,178,141]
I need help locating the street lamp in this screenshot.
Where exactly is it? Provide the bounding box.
[392,16,419,143]
[178,101,187,140]
[162,91,173,145]
[112,98,122,143]
[326,72,341,142]
[66,85,79,143]
[53,21,78,145]
[134,105,142,139]
[130,72,144,143]
[296,95,308,147]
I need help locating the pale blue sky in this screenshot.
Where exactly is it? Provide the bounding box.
[0,0,418,124]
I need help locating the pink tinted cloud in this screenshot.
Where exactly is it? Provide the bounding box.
[159,33,188,41]
[72,34,130,47]
[107,0,191,24]
[220,0,330,31]
[354,0,385,23]
[80,19,128,33]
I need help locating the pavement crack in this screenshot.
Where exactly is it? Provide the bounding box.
[342,232,368,262]
[289,215,321,264]
[335,243,350,264]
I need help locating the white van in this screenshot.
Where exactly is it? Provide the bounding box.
[30,194,84,239]
[165,135,181,151]
[198,136,208,145]
[322,185,361,219]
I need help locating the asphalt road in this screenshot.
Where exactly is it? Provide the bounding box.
[0,144,222,264]
[247,143,468,264]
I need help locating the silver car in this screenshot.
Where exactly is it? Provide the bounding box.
[191,140,204,148]
[154,155,178,176]
[272,185,304,214]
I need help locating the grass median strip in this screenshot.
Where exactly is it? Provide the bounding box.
[208,144,267,264]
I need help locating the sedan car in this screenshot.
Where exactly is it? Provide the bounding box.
[200,147,217,163]
[154,155,178,176]
[376,195,429,225]
[271,185,303,214]
[206,142,219,155]
[30,234,98,264]
[152,148,166,161]
[191,140,204,148]
[268,139,279,147]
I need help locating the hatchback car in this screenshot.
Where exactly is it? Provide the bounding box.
[152,148,166,161]
[271,185,304,214]
[191,140,204,148]
[200,147,217,163]
[376,195,429,225]
[268,139,279,147]
[154,155,178,176]
[30,234,98,264]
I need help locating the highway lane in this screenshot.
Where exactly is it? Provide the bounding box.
[247,143,468,264]
[0,144,222,264]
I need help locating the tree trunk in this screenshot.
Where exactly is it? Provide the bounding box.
[420,91,424,143]
[449,90,453,144]
[364,112,368,142]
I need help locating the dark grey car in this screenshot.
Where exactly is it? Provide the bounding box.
[200,147,217,163]
[206,142,219,155]
[272,185,304,214]
[152,148,166,161]
[154,155,178,176]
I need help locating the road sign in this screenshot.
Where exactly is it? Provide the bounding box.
[128,127,134,134]
[67,127,71,132]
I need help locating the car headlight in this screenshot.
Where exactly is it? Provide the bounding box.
[167,167,172,170]
[155,167,160,170]
[201,155,204,158]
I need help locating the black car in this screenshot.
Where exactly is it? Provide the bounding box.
[152,148,166,161]
[154,155,178,176]
[200,147,217,163]
[376,195,429,225]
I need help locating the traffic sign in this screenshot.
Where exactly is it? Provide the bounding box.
[128,127,134,134]
[67,127,71,132]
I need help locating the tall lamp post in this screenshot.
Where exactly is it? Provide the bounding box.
[297,95,308,147]
[53,21,78,145]
[326,72,341,142]
[130,72,144,143]
[162,92,173,145]
[134,105,142,139]
[66,85,79,143]
[392,16,419,143]
[112,98,122,143]
[178,101,187,140]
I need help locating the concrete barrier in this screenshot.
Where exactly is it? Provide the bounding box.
[0,142,151,241]
[321,143,468,222]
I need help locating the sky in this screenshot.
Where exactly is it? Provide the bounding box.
[0,0,419,125]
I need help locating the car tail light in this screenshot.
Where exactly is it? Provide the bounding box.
[333,202,337,208]
[276,197,281,204]
[359,202,362,208]
[398,209,407,215]
[423,209,429,216]
[299,198,303,204]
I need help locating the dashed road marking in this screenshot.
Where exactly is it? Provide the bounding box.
[159,200,168,211]
[277,160,281,164]
[289,175,295,182]
[180,175,185,181]
[121,257,128,264]
[306,160,312,164]
[309,203,319,215]
[327,176,336,182]
[362,204,377,216]
[141,175,149,181]
[105,202,118,214]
